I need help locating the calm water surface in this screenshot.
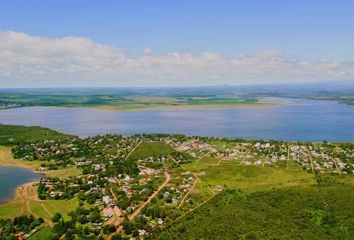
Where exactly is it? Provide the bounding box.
[0,98,353,142]
[0,166,42,204]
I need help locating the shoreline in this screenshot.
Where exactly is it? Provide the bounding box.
[0,146,44,171]
[0,175,40,206]
[13,180,39,202]
[2,102,285,112]
[0,147,44,207]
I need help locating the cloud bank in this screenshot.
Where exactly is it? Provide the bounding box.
[0,30,353,87]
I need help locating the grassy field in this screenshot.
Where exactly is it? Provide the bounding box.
[28,226,55,240]
[183,154,315,191]
[0,200,23,219]
[0,193,81,221]
[44,166,82,178]
[0,146,43,169]
[128,141,176,160]
[0,124,72,146]
[31,197,81,220]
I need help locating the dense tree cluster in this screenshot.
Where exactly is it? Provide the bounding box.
[0,215,44,239]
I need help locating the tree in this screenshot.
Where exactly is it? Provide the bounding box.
[52,213,62,222]
[111,234,123,240]
[103,224,116,234]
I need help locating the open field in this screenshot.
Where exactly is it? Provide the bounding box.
[0,200,23,219]
[44,166,82,178]
[190,163,315,192]
[28,226,54,240]
[0,146,43,170]
[128,141,176,160]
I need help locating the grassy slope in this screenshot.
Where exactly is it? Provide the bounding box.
[0,124,72,146]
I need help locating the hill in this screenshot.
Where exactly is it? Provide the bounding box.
[0,124,73,146]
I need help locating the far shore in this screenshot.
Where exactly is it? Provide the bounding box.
[44,102,285,112]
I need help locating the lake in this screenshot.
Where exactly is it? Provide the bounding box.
[0,166,42,204]
[0,98,354,142]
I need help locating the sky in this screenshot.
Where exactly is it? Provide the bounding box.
[0,0,354,87]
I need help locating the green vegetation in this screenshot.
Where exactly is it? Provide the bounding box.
[190,163,314,192]
[0,124,72,146]
[154,185,354,240]
[0,200,22,219]
[0,215,44,239]
[0,88,275,111]
[28,226,54,240]
[128,142,176,160]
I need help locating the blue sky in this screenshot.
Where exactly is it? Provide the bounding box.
[0,0,353,87]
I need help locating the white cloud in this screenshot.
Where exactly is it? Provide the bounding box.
[0,30,353,87]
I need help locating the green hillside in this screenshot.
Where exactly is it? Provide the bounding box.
[0,124,73,146]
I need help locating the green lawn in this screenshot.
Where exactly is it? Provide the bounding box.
[36,197,81,220]
[28,226,56,240]
[44,166,82,178]
[29,201,52,220]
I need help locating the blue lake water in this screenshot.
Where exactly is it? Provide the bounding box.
[0,98,353,142]
[0,166,42,204]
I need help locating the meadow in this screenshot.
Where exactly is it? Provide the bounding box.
[128,141,176,160]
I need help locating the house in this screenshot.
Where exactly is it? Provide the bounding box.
[49,191,63,198]
[102,195,112,206]
[215,185,223,191]
[103,208,114,218]
[138,229,146,236]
